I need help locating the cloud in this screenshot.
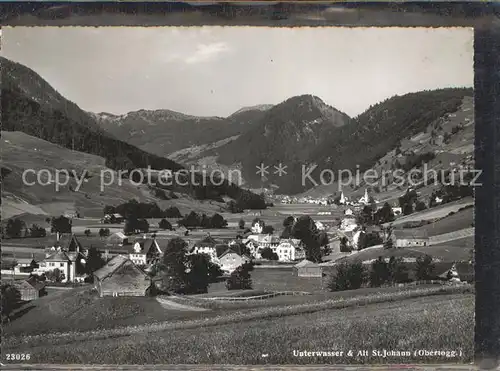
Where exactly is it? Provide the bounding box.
[184,42,229,64]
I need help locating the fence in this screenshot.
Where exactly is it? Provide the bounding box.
[199,291,311,302]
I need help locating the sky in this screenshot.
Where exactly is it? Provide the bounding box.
[1,26,474,118]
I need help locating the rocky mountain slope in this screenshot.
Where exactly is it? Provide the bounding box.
[91,104,271,156]
[95,86,473,196]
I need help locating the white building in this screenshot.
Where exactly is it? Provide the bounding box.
[32,234,87,283]
[128,237,162,266]
[251,220,265,234]
[340,216,358,232]
[275,239,305,262]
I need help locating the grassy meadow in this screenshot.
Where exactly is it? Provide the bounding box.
[5,289,474,364]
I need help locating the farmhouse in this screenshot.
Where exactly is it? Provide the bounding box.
[393,229,429,248]
[102,213,125,223]
[340,215,358,232]
[129,237,162,266]
[107,232,130,247]
[392,207,403,216]
[33,234,87,282]
[93,255,151,297]
[217,247,251,274]
[294,259,322,278]
[275,239,305,262]
[10,277,46,301]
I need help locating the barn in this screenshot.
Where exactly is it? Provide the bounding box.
[294,259,322,278]
[93,255,152,297]
[393,229,429,248]
[106,232,130,247]
[11,277,46,301]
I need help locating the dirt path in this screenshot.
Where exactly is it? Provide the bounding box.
[156,296,209,312]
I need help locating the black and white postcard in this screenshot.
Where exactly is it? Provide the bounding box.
[0,15,488,369]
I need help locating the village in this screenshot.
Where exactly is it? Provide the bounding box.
[1,186,473,305]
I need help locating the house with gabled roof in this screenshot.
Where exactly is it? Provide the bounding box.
[33,233,87,282]
[129,237,162,266]
[9,277,46,301]
[217,246,251,274]
[275,238,305,262]
[93,255,151,297]
[294,259,322,277]
[107,232,130,247]
[189,234,219,260]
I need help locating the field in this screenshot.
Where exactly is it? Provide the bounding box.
[2,287,216,337]
[206,267,325,293]
[397,206,473,237]
[386,197,474,227]
[1,131,227,221]
[4,290,474,364]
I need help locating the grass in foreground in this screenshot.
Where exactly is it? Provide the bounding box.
[7,293,474,364]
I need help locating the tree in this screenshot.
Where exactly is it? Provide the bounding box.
[51,216,72,234]
[399,189,418,216]
[360,232,383,250]
[29,224,47,238]
[185,254,212,294]
[227,200,244,213]
[358,205,374,226]
[370,257,390,287]
[179,211,201,228]
[260,247,278,260]
[290,216,322,263]
[99,228,110,238]
[85,246,105,277]
[328,261,366,292]
[6,218,26,238]
[226,263,253,290]
[165,206,182,218]
[415,201,427,212]
[161,237,189,293]
[262,225,275,234]
[238,219,245,230]
[387,256,409,283]
[103,205,115,215]
[283,216,295,228]
[46,268,64,283]
[84,229,92,237]
[339,236,351,252]
[373,203,395,225]
[207,260,224,283]
[210,213,228,229]
[383,225,394,249]
[1,283,21,322]
[159,219,173,230]
[318,231,329,247]
[137,219,149,233]
[415,255,435,281]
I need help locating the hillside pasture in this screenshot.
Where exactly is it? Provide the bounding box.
[7,292,474,364]
[2,287,216,338]
[410,206,473,236]
[386,197,473,227]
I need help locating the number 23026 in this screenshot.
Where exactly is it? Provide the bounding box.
[6,353,31,361]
